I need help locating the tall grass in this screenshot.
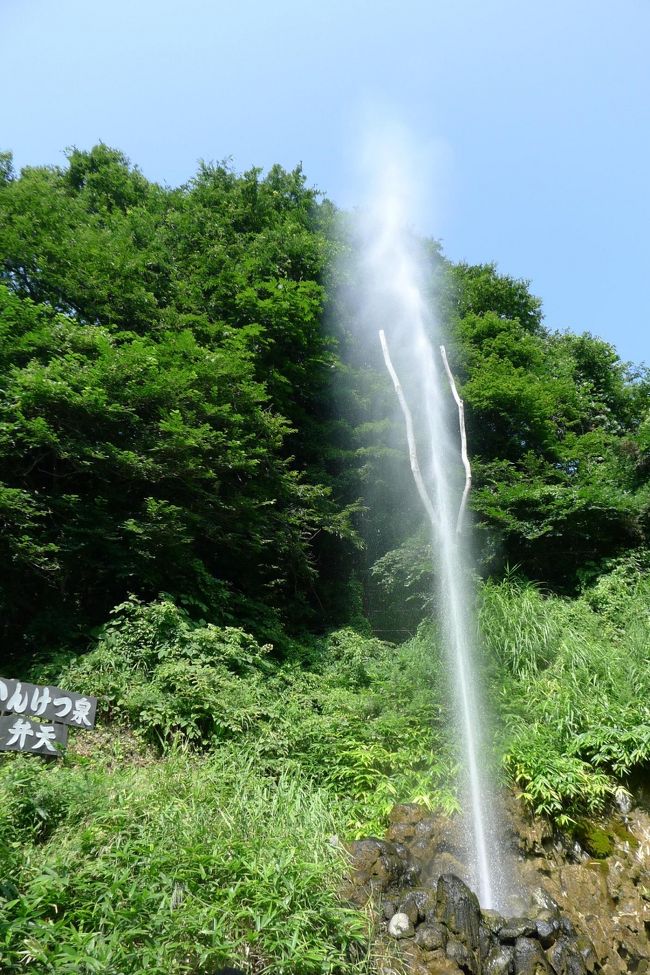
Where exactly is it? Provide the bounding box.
[0,749,372,974]
[479,559,650,824]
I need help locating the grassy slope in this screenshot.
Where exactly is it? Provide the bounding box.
[1,559,649,973]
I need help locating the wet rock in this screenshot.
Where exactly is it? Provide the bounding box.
[423,851,470,886]
[546,935,588,975]
[435,874,480,950]
[534,912,561,948]
[559,915,575,937]
[614,790,633,816]
[399,888,436,924]
[507,894,532,917]
[399,892,421,925]
[388,911,415,939]
[574,936,597,974]
[513,936,552,974]
[347,800,650,975]
[401,860,423,887]
[415,921,448,951]
[479,920,498,962]
[445,937,478,974]
[529,887,560,915]
[389,802,428,828]
[498,917,537,942]
[484,944,515,975]
[482,909,506,935]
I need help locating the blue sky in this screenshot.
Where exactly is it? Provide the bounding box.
[2,0,649,364]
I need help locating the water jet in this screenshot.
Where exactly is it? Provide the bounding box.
[354,147,509,908]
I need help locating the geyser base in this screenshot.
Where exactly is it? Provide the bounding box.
[343,798,650,974]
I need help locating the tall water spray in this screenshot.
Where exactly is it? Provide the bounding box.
[353,143,508,908]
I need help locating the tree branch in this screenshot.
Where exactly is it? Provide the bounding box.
[440,345,472,534]
[378,329,439,533]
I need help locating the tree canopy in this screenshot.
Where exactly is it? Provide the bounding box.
[0,144,648,656]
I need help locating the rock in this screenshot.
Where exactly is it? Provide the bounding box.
[423,851,470,886]
[479,920,498,962]
[388,912,415,939]
[348,838,405,890]
[499,917,537,942]
[546,936,588,975]
[398,892,420,925]
[534,912,561,948]
[481,909,506,935]
[529,887,560,915]
[347,802,650,975]
[389,802,427,827]
[513,936,552,974]
[484,945,515,975]
[559,915,575,937]
[507,894,531,917]
[574,936,597,973]
[399,888,436,924]
[435,874,481,950]
[614,789,633,816]
[381,899,396,920]
[445,937,479,974]
[415,921,448,951]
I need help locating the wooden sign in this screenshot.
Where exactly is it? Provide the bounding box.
[0,679,97,728]
[0,678,97,756]
[0,714,68,754]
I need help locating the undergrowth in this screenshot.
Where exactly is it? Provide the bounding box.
[0,750,371,974]
[2,558,649,970]
[38,598,459,834]
[482,556,650,825]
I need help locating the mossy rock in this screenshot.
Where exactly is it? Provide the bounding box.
[610,819,639,849]
[575,820,614,858]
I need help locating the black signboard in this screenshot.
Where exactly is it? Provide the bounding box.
[0,679,97,729]
[0,714,68,754]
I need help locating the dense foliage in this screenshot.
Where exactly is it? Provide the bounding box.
[1,144,649,972]
[0,146,358,657]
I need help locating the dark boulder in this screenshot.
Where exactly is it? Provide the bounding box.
[482,910,506,935]
[381,898,396,920]
[399,887,436,924]
[499,917,537,943]
[348,837,406,890]
[415,921,448,951]
[513,936,552,974]
[529,887,560,916]
[574,936,597,973]
[546,936,589,975]
[484,945,515,975]
[446,937,479,974]
[534,912,561,948]
[435,873,481,950]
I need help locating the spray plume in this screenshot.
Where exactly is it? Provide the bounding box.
[349,126,510,908]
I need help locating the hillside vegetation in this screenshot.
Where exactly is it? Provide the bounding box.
[0,146,648,973]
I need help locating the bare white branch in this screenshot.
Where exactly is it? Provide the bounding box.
[378,329,439,532]
[440,345,472,534]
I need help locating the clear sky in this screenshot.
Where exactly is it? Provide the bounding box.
[2,0,649,365]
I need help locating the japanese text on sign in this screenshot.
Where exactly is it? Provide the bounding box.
[0,714,68,754]
[0,679,97,729]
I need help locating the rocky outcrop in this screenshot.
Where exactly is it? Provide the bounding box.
[345,797,650,975]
